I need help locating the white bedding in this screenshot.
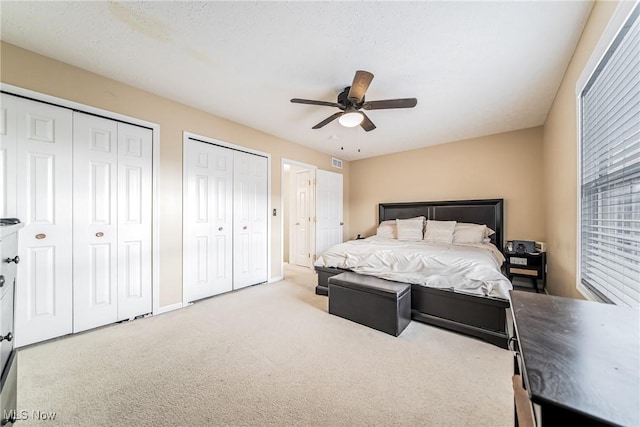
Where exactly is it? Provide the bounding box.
[315,236,512,299]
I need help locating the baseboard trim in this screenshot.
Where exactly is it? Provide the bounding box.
[155,302,184,314]
[269,276,284,283]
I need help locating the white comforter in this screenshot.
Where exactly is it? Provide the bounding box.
[315,236,512,299]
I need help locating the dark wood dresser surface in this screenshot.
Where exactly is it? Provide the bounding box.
[510,291,639,426]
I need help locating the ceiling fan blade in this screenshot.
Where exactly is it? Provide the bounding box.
[347,70,374,103]
[312,112,343,129]
[291,98,341,108]
[360,112,376,132]
[362,98,418,110]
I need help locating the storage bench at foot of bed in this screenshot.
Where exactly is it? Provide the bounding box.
[328,272,411,337]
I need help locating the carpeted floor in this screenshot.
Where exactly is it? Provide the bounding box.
[16,265,513,426]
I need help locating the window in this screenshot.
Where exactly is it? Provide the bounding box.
[579,4,640,307]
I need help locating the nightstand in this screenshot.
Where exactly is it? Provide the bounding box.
[504,250,546,292]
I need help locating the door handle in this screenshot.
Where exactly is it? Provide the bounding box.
[36,233,46,239]
[218,227,223,231]
[96,232,104,238]
[0,332,13,342]
[5,256,19,264]
[243,226,248,230]
[340,222,344,226]
[295,222,300,226]
[0,275,4,288]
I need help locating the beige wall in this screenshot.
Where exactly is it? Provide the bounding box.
[541,1,619,299]
[349,127,544,242]
[0,41,350,308]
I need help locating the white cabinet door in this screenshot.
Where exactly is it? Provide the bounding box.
[72,113,119,333]
[117,123,153,320]
[183,140,233,302]
[233,151,268,289]
[11,95,74,347]
[316,169,343,258]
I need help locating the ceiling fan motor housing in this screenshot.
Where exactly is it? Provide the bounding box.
[338,87,361,108]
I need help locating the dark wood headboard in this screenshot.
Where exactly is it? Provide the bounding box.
[378,199,504,252]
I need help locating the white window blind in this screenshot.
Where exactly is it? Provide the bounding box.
[580,4,640,307]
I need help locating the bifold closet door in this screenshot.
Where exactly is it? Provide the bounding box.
[73,113,152,333]
[116,122,152,320]
[233,151,268,289]
[183,140,233,302]
[2,94,74,347]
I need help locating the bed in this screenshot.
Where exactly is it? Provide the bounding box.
[314,199,511,348]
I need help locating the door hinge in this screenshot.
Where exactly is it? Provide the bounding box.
[313,178,317,185]
[313,216,317,223]
[308,253,311,258]
[312,254,317,262]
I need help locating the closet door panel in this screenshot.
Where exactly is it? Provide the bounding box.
[72,113,118,333]
[117,123,152,320]
[183,140,233,302]
[12,96,73,347]
[0,95,17,218]
[233,151,268,289]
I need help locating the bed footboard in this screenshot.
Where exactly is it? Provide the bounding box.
[411,285,510,348]
[314,266,347,295]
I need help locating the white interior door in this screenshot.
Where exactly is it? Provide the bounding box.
[10,94,74,347]
[292,169,312,268]
[0,95,17,218]
[233,151,268,289]
[183,140,233,302]
[72,113,119,333]
[316,169,343,258]
[117,122,153,320]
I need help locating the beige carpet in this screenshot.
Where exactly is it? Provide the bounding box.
[17,265,513,426]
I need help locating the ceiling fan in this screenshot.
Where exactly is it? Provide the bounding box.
[290,70,418,132]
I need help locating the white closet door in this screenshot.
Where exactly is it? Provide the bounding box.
[12,95,73,347]
[72,113,118,333]
[233,151,268,289]
[0,94,17,218]
[183,140,233,302]
[117,122,152,320]
[316,169,343,258]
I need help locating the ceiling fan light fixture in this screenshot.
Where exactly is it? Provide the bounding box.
[338,111,364,128]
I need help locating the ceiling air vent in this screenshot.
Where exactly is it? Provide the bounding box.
[332,158,343,169]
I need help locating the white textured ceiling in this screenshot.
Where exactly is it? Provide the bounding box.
[1,1,593,161]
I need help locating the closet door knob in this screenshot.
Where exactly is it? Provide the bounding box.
[243,226,248,230]
[5,256,19,264]
[36,233,46,239]
[96,232,104,238]
[0,332,13,342]
[218,227,223,231]
[0,275,4,288]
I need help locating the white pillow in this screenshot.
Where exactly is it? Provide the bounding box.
[396,217,425,241]
[456,222,496,238]
[453,223,486,244]
[424,220,456,243]
[376,220,397,239]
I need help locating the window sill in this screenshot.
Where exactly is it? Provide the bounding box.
[577,282,606,303]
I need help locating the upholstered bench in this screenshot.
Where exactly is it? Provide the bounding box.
[328,272,411,336]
